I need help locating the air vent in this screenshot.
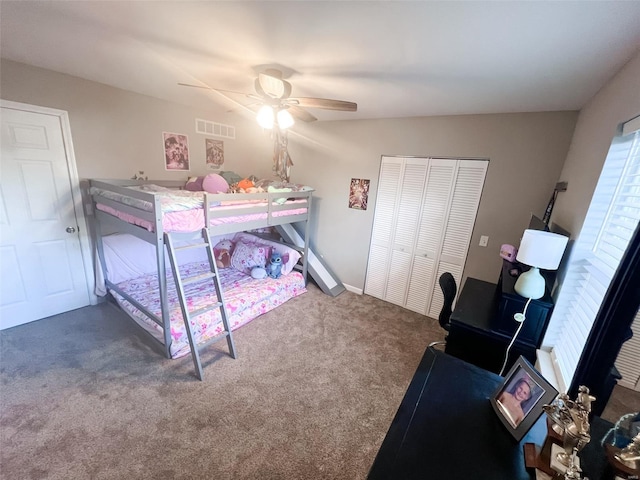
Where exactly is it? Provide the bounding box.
[195,119,235,139]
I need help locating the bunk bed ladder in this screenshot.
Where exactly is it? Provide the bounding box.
[164,229,237,380]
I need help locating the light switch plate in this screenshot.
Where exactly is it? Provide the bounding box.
[479,235,489,247]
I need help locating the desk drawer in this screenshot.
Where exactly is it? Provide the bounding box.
[494,296,552,347]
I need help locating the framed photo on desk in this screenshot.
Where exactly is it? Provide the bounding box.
[491,356,558,441]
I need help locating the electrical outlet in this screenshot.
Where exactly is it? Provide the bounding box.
[479,235,489,247]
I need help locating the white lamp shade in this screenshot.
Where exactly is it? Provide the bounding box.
[515,229,569,270]
[277,109,295,129]
[513,229,569,299]
[257,105,274,129]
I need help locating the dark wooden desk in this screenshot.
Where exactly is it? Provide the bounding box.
[445,271,553,374]
[368,347,547,479]
[368,347,613,480]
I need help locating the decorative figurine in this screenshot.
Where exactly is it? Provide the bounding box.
[615,433,640,468]
[602,412,640,478]
[576,386,596,415]
[541,386,595,479]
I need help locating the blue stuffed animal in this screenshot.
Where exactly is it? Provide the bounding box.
[267,252,283,279]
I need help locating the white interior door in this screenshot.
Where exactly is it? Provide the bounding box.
[364,157,403,299]
[406,159,456,315]
[0,105,91,329]
[427,160,487,319]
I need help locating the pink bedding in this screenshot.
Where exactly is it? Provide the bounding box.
[96,201,308,233]
[111,261,306,358]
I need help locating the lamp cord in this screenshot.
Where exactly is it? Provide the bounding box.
[499,297,533,376]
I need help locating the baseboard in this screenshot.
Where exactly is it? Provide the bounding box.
[343,284,363,295]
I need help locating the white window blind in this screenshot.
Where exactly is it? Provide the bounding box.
[547,121,640,390]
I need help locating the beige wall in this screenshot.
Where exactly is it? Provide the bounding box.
[1,58,580,295]
[289,112,577,289]
[0,59,274,180]
[551,51,640,236]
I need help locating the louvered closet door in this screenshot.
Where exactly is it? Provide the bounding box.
[427,160,488,319]
[405,159,456,315]
[364,157,404,299]
[385,159,428,306]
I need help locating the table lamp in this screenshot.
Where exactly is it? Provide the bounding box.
[514,229,569,300]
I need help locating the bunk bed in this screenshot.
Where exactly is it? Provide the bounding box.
[90,178,313,367]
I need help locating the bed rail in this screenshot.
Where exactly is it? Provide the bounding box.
[89,178,313,240]
[89,178,313,360]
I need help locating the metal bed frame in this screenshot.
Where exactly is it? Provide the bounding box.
[89,178,312,359]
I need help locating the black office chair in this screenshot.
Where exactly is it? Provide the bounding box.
[429,272,458,349]
[438,272,457,332]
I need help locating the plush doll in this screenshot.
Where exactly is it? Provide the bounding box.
[251,266,268,279]
[267,252,283,279]
[213,239,234,269]
[202,173,229,194]
[184,176,205,191]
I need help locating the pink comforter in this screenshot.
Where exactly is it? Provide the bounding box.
[111,262,306,358]
[96,201,308,233]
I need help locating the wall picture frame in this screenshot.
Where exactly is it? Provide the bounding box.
[206,138,224,169]
[163,132,190,171]
[490,356,558,441]
[348,178,370,210]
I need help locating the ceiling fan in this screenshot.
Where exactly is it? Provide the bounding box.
[180,68,356,182]
[179,68,357,127]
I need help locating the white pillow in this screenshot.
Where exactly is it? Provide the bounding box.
[101,233,234,284]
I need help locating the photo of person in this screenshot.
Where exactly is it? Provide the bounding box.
[163,132,190,171]
[206,138,224,169]
[496,372,544,428]
[349,178,370,210]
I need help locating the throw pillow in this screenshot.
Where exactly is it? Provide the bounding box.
[230,241,271,275]
[202,173,230,194]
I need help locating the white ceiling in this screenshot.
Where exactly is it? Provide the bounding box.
[2,1,640,122]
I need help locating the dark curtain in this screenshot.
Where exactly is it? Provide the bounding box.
[569,220,640,416]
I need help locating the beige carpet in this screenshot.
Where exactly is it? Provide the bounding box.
[0,284,444,480]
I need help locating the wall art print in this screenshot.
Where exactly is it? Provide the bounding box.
[206,138,224,169]
[349,178,370,210]
[163,132,190,171]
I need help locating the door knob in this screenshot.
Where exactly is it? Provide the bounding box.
[66,227,76,233]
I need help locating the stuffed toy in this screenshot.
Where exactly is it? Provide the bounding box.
[213,239,234,269]
[251,266,268,279]
[202,173,229,194]
[267,252,283,279]
[184,176,205,191]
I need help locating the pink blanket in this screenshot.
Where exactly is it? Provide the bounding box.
[96,201,307,233]
[111,262,307,358]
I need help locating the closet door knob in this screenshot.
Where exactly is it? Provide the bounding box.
[66,227,76,233]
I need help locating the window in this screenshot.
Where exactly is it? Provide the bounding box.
[544,116,640,392]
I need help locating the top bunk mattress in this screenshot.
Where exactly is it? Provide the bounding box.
[91,182,312,233]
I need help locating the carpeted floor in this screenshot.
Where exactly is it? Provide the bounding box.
[0,284,444,480]
[2,284,638,480]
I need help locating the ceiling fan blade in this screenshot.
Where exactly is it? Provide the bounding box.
[288,106,317,123]
[256,71,292,99]
[178,82,256,98]
[178,82,214,90]
[290,97,357,112]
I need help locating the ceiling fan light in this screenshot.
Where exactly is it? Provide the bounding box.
[277,109,295,129]
[257,105,274,129]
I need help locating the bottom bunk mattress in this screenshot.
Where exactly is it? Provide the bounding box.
[110,261,306,358]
